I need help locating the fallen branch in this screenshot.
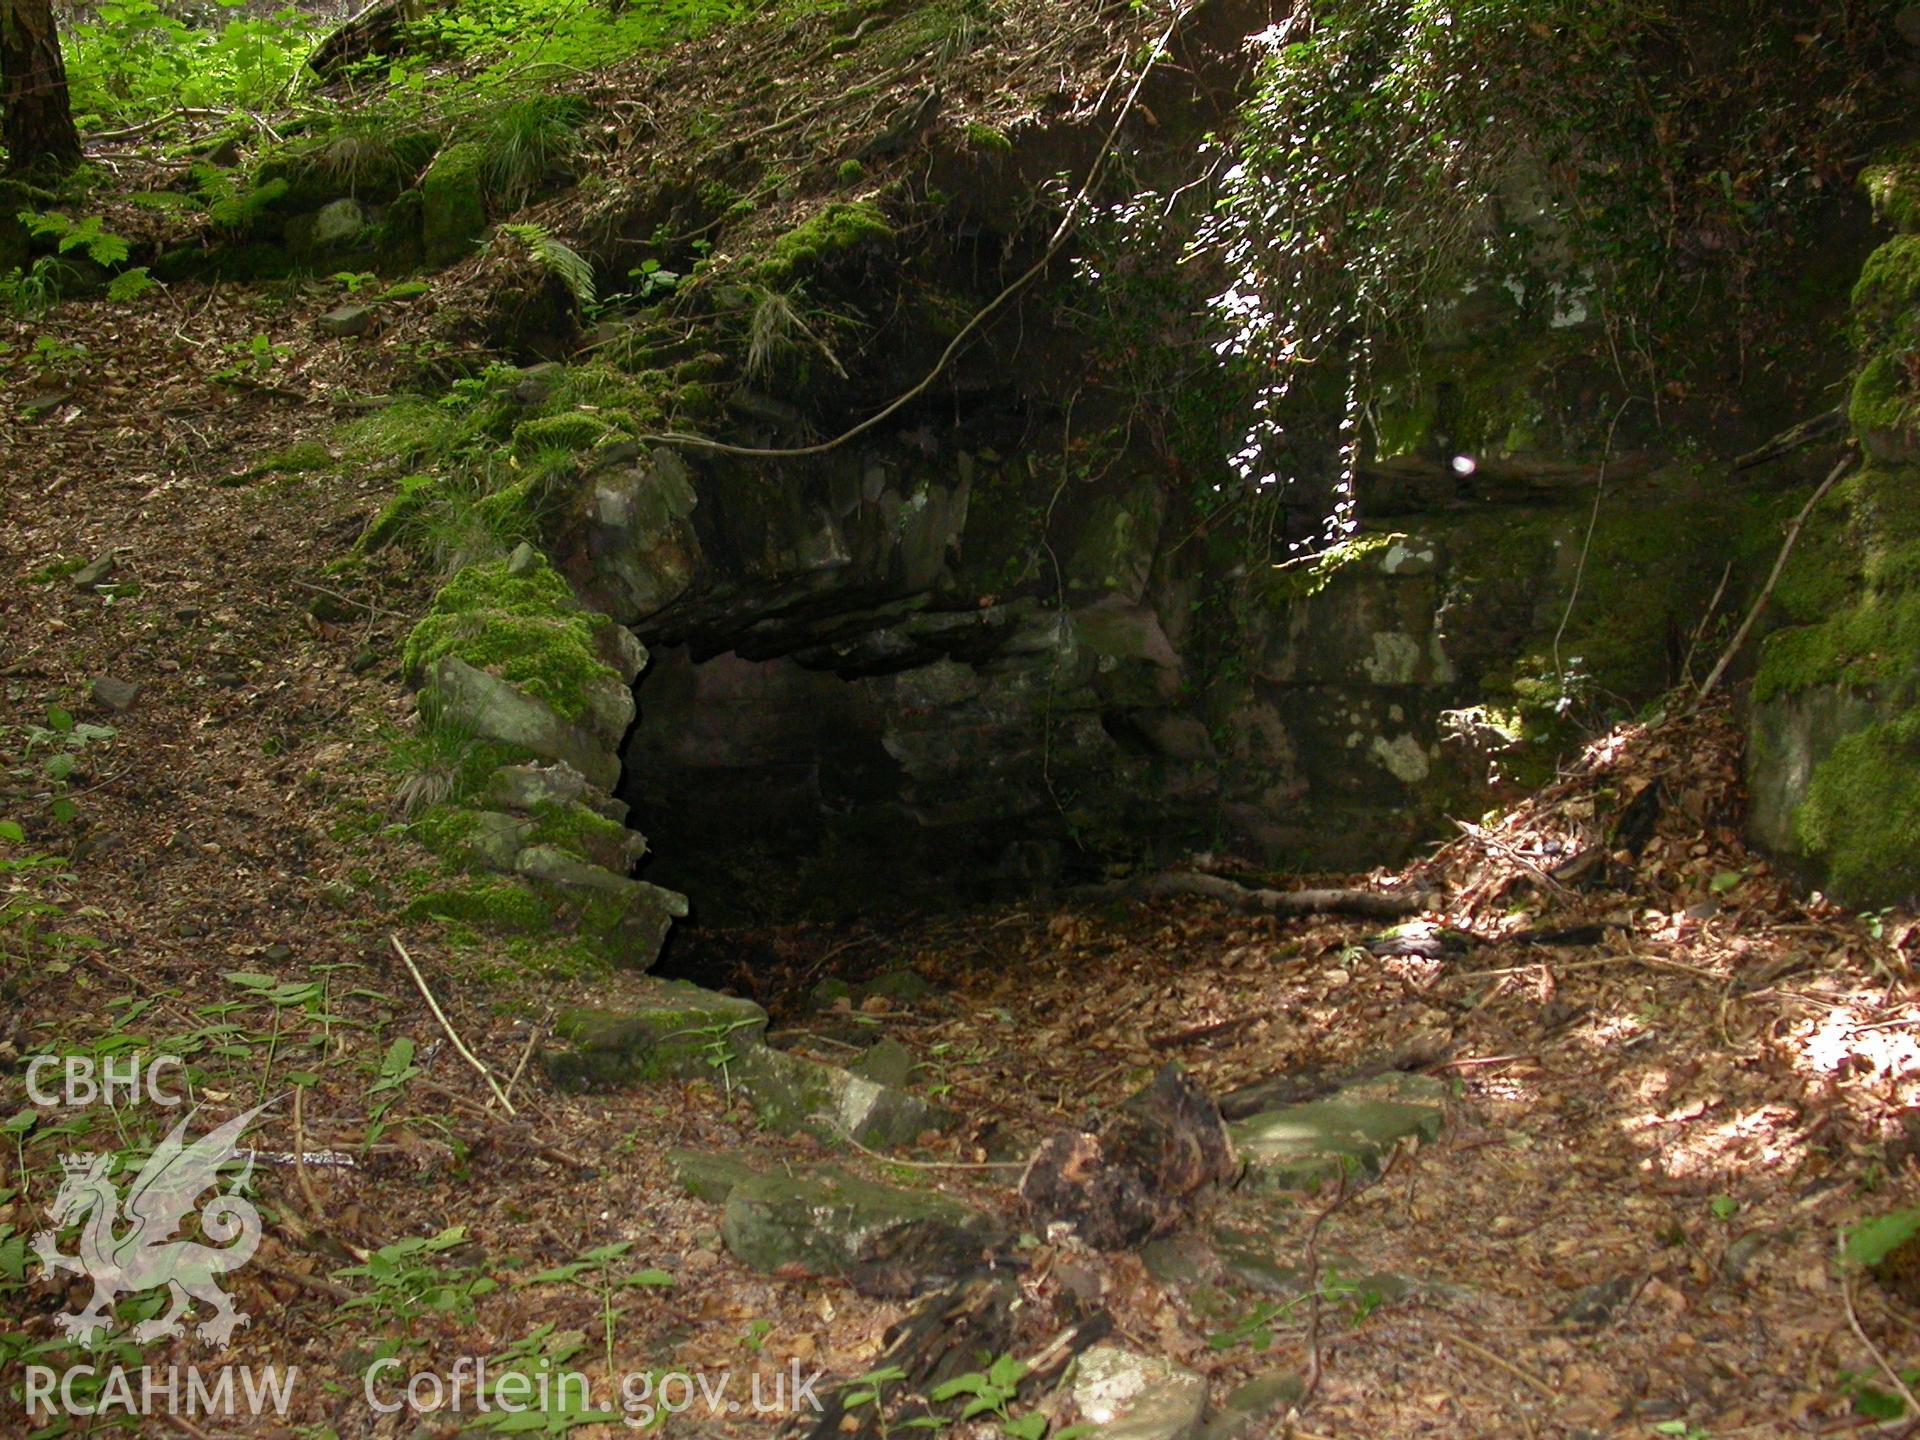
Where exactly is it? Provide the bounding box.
[1733,406,1846,471]
[1137,871,1432,920]
[390,934,517,1116]
[1696,452,1854,705]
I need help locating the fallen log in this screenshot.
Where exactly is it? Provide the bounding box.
[1020,1062,1236,1250]
[1137,870,1433,919]
[1219,1033,1452,1121]
[307,0,451,79]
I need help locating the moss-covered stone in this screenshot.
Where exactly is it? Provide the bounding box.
[403,877,552,931]
[422,141,489,267]
[962,121,1012,154]
[1865,144,1920,236]
[1853,351,1920,464]
[1852,234,1920,350]
[545,985,767,1089]
[756,201,891,284]
[511,412,615,457]
[257,128,440,213]
[358,473,440,552]
[403,554,621,727]
[1794,711,1920,903]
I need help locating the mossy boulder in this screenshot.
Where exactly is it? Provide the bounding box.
[1851,352,1920,464]
[1852,234,1920,350]
[256,128,440,213]
[422,141,489,266]
[403,553,639,739]
[1231,1072,1447,1192]
[720,1166,1002,1277]
[545,983,768,1089]
[1792,712,1920,903]
[756,201,892,284]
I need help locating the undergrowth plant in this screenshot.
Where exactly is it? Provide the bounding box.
[1197,0,1890,549]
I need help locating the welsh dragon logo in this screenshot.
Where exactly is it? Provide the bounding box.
[32,1104,269,1346]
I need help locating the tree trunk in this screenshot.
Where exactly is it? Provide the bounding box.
[1,0,82,176]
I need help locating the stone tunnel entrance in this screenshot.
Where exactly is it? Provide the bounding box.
[619,635,1133,930]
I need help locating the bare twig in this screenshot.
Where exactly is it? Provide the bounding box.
[1696,452,1854,704]
[1133,871,1433,920]
[1442,1332,1559,1405]
[390,935,517,1116]
[292,1083,327,1224]
[498,1008,552,1110]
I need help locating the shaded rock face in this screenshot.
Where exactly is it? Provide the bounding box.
[560,425,1770,915]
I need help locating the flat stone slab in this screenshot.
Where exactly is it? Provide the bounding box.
[1070,1346,1207,1440]
[720,1166,1001,1277]
[734,1044,956,1150]
[545,982,767,1090]
[668,1149,763,1204]
[1197,1372,1306,1440]
[1231,1071,1446,1192]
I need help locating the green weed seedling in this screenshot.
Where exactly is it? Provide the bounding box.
[332,1225,497,1337]
[522,1239,671,1377]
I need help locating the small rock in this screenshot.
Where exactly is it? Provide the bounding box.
[264,942,293,963]
[1071,1347,1208,1440]
[505,541,540,577]
[849,1036,915,1089]
[349,648,382,674]
[309,591,368,623]
[858,969,935,1005]
[510,362,565,407]
[70,554,116,589]
[174,605,202,622]
[90,677,141,713]
[317,304,375,339]
[312,197,366,245]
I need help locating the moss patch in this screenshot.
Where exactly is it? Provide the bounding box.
[511,412,614,456]
[404,877,551,931]
[422,140,489,266]
[1795,711,1920,903]
[402,554,619,726]
[1853,235,1920,350]
[756,201,891,284]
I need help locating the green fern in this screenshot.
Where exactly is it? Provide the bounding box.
[499,223,595,309]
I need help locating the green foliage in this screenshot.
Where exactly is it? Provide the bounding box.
[1204,0,1889,537]
[500,223,596,308]
[410,0,751,74]
[0,257,73,318]
[333,1225,498,1332]
[21,210,131,266]
[479,96,588,211]
[66,0,320,127]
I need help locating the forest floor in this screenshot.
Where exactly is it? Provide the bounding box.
[4,272,1920,1439]
[2,3,1919,1436]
